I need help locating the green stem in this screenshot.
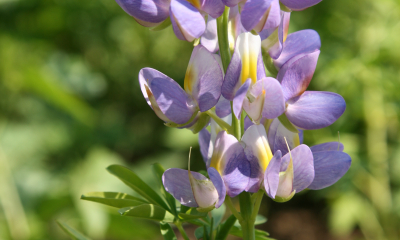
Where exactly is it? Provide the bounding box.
[206,110,232,133]
[175,221,190,240]
[225,197,244,222]
[216,6,231,72]
[239,192,255,240]
[230,102,241,140]
[250,190,264,222]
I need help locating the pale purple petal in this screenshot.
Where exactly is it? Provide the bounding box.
[280,0,322,11]
[311,142,344,152]
[170,0,205,41]
[257,51,266,79]
[115,0,170,27]
[267,118,301,156]
[277,50,320,101]
[274,29,321,70]
[264,150,282,198]
[280,145,314,192]
[245,154,263,192]
[233,79,251,119]
[244,116,254,131]
[269,11,290,59]
[199,128,211,163]
[209,131,250,197]
[263,0,280,30]
[222,0,242,7]
[308,151,351,190]
[150,77,196,124]
[222,48,242,100]
[215,96,232,118]
[163,168,207,207]
[241,0,273,31]
[249,77,285,119]
[286,91,346,130]
[201,0,225,18]
[139,67,171,108]
[201,16,219,53]
[222,149,251,197]
[185,45,224,112]
[208,167,227,208]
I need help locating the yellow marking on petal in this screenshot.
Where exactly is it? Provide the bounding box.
[293,134,300,148]
[256,135,273,172]
[186,0,201,9]
[209,149,223,174]
[184,65,196,94]
[240,52,258,85]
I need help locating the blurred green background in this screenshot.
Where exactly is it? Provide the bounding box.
[0,0,399,239]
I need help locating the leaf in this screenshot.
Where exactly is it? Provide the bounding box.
[119,204,175,222]
[107,165,170,210]
[152,163,177,214]
[215,215,236,240]
[81,192,147,208]
[211,204,226,228]
[195,226,210,240]
[179,207,207,220]
[186,219,208,226]
[255,215,267,225]
[277,114,299,133]
[229,226,273,240]
[160,222,177,240]
[57,221,91,240]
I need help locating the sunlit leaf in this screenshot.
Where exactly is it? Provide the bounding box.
[81,191,147,208]
[255,215,267,225]
[119,204,175,222]
[160,222,177,240]
[57,221,91,240]
[107,165,170,210]
[211,204,226,228]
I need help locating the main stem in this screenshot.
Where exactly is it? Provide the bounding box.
[217,7,258,240]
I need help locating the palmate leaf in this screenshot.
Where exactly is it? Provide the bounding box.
[107,165,170,211]
[152,163,177,214]
[160,222,177,240]
[234,214,267,227]
[119,204,175,222]
[215,215,236,240]
[211,204,226,228]
[57,221,91,240]
[81,192,147,208]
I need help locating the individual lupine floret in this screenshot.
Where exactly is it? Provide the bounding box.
[163,131,251,209]
[221,32,285,120]
[139,45,224,131]
[241,124,314,200]
[275,39,346,130]
[163,151,226,210]
[115,0,225,42]
[267,119,351,190]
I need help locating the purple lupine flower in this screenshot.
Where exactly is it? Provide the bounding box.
[267,119,351,190]
[260,11,291,59]
[163,166,226,209]
[116,0,225,41]
[164,131,251,209]
[221,32,267,118]
[241,0,281,33]
[139,45,224,127]
[275,36,346,130]
[241,124,314,200]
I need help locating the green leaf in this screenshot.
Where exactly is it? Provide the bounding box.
[229,226,273,240]
[81,192,147,208]
[179,207,208,220]
[119,204,175,222]
[215,215,236,240]
[277,114,299,133]
[211,204,226,228]
[255,215,268,225]
[152,163,176,214]
[107,165,170,210]
[56,221,91,240]
[160,222,177,240]
[186,219,208,226]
